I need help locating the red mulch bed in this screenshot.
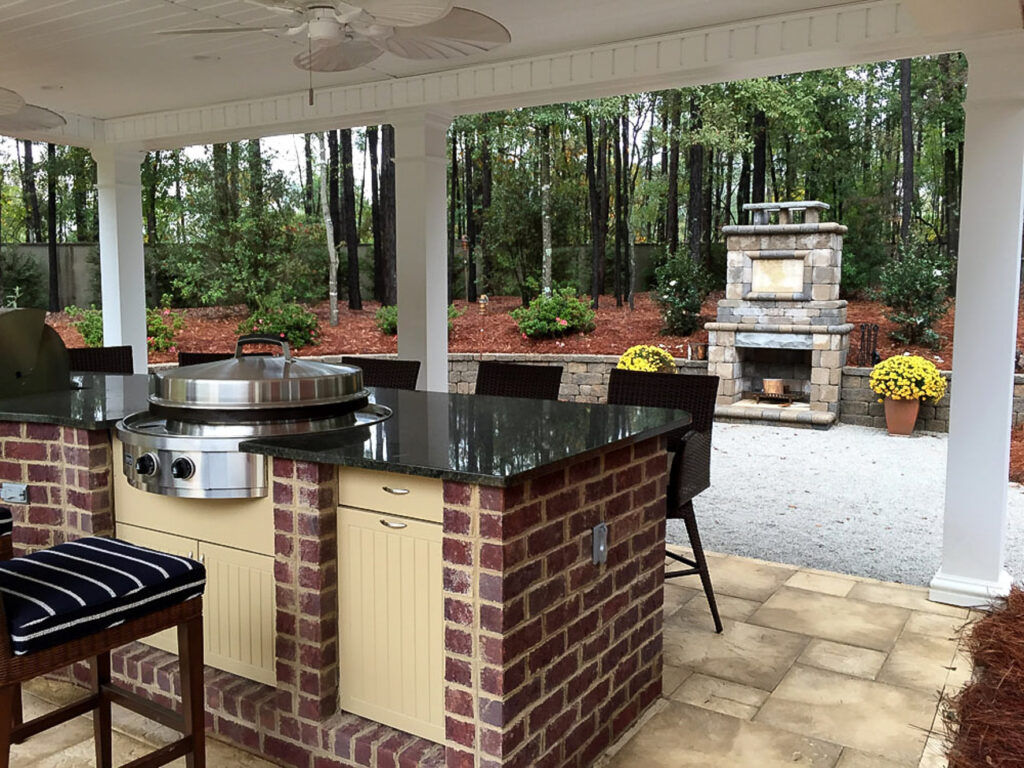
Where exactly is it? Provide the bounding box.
[46,293,1024,482]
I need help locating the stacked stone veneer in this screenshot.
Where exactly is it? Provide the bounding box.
[707,202,852,424]
[51,436,668,768]
[0,422,113,554]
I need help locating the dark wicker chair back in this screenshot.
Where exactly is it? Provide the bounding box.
[178,351,233,367]
[606,369,723,632]
[66,345,134,374]
[475,361,563,401]
[341,357,421,390]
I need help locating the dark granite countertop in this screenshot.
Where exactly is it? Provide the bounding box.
[241,387,689,487]
[0,374,149,430]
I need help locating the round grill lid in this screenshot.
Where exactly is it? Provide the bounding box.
[151,336,366,410]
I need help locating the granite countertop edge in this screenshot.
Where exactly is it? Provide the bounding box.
[239,418,686,488]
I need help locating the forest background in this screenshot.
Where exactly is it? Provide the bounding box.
[0,54,967,343]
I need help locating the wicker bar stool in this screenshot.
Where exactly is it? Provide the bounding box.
[0,509,10,562]
[341,357,421,390]
[607,369,723,633]
[0,536,207,767]
[67,346,134,374]
[475,361,564,400]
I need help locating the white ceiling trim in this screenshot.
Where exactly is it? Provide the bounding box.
[57,0,1002,150]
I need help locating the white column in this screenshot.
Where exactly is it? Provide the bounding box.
[931,43,1024,606]
[391,110,452,392]
[93,146,147,374]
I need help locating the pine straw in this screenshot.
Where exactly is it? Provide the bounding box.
[946,586,1024,768]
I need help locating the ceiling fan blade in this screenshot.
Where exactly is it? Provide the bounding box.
[294,40,383,72]
[0,104,66,133]
[0,87,26,117]
[359,0,453,27]
[382,8,510,59]
[157,26,295,34]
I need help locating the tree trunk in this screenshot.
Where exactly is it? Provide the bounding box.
[70,148,93,241]
[380,124,397,306]
[666,91,682,254]
[622,109,635,310]
[327,130,342,259]
[686,94,704,266]
[584,114,608,307]
[319,136,339,326]
[143,151,160,305]
[22,141,42,243]
[212,143,232,233]
[227,142,241,222]
[899,58,914,247]
[539,122,553,296]
[738,151,751,225]
[658,96,668,244]
[450,130,459,294]
[612,117,623,306]
[46,143,58,311]
[752,109,767,204]
[247,139,264,223]
[174,151,185,242]
[341,128,362,310]
[368,126,385,303]
[303,133,315,217]
[480,134,492,290]
[464,134,478,302]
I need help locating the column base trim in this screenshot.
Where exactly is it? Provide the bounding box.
[929,568,1012,608]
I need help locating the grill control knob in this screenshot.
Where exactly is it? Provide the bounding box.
[135,453,158,477]
[171,457,195,481]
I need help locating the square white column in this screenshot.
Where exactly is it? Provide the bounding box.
[391,110,452,392]
[931,43,1024,606]
[93,146,148,374]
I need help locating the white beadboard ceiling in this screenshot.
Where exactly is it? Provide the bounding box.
[0,0,887,120]
[0,0,1019,125]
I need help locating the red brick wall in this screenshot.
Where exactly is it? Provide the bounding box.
[0,422,113,554]
[441,435,668,768]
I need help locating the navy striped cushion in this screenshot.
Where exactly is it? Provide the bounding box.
[0,508,10,538]
[0,537,205,656]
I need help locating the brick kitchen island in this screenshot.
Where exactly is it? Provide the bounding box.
[0,374,687,768]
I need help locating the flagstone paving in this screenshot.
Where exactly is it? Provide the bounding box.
[16,547,971,767]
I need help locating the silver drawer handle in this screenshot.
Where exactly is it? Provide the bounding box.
[380,519,408,530]
[382,486,410,496]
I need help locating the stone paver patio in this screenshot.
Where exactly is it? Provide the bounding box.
[15,547,973,768]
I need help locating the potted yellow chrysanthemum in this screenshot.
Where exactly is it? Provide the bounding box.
[616,345,677,373]
[868,354,947,435]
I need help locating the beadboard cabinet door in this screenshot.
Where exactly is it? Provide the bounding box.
[338,506,443,742]
[117,523,276,685]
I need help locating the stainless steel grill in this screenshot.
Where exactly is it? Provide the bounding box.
[116,336,390,499]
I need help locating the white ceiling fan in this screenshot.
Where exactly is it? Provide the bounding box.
[160,0,511,73]
[0,87,66,133]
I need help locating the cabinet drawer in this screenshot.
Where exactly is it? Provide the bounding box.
[338,506,443,741]
[337,467,442,523]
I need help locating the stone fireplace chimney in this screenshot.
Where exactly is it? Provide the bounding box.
[707,201,852,426]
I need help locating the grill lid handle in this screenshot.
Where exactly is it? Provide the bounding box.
[235,335,292,362]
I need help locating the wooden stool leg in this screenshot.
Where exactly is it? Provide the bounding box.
[680,500,723,634]
[178,614,205,768]
[0,684,15,768]
[9,685,20,732]
[91,652,112,768]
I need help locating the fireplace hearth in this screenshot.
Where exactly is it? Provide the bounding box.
[707,201,852,427]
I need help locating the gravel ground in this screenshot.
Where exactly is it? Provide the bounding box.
[667,422,1024,587]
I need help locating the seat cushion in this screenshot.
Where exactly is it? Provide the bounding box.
[0,508,11,538]
[0,537,205,656]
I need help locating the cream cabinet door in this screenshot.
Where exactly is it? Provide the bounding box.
[338,507,443,742]
[115,524,196,655]
[199,541,276,686]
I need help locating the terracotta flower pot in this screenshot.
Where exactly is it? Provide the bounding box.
[883,397,920,436]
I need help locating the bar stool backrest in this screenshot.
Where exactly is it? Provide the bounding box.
[474,361,563,401]
[341,357,421,391]
[67,346,133,374]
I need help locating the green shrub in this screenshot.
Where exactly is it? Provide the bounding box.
[510,287,596,339]
[375,305,398,335]
[652,252,711,335]
[146,301,186,353]
[65,305,105,347]
[375,304,462,336]
[0,248,46,308]
[236,298,320,348]
[875,243,950,349]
